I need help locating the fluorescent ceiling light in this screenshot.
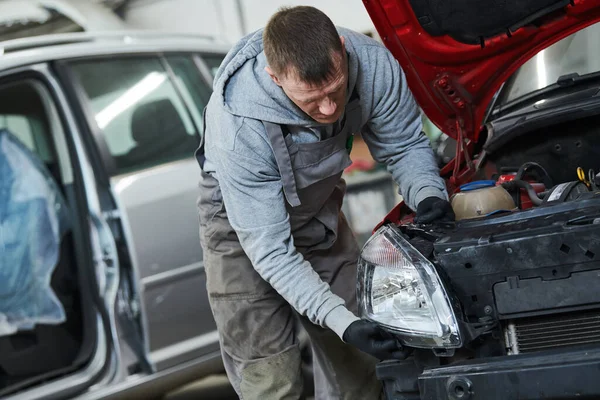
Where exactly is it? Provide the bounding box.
[96,71,166,129]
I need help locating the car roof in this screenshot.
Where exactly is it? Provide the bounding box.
[0,30,231,71]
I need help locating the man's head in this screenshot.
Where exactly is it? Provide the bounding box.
[263,6,348,124]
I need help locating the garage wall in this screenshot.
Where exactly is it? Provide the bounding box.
[241,0,376,38]
[122,0,377,45]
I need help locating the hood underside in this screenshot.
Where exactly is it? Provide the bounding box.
[363,0,600,141]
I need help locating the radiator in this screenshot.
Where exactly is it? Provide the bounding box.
[505,309,600,354]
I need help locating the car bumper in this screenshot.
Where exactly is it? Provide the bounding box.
[378,345,600,400]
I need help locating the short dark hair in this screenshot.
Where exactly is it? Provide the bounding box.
[263,6,343,84]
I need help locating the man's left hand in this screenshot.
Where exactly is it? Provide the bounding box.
[414,197,455,224]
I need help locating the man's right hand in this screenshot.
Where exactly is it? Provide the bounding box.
[414,196,455,224]
[343,320,409,360]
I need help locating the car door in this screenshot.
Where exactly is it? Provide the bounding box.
[0,62,130,399]
[63,54,220,372]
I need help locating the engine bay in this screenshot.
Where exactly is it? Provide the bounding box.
[455,166,598,220]
[400,162,600,357]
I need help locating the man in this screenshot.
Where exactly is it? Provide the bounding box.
[196,6,454,399]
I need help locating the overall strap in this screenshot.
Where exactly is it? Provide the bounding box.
[263,121,302,207]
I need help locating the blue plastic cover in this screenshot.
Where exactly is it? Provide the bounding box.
[0,129,69,336]
[459,180,497,192]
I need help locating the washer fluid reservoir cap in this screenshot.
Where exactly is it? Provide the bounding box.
[460,180,496,192]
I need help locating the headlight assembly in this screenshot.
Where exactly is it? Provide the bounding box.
[358,225,462,348]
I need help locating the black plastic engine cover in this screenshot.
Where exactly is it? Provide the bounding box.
[433,197,600,321]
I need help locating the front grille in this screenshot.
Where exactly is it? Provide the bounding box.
[512,310,600,353]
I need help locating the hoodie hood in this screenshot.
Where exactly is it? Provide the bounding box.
[212,28,359,127]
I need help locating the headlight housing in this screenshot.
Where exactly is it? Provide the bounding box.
[358,225,462,348]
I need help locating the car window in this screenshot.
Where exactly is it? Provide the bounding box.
[0,83,58,165]
[70,57,200,176]
[202,54,225,79]
[0,115,35,149]
[166,56,212,125]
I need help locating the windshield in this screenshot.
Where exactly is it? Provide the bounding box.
[499,22,600,104]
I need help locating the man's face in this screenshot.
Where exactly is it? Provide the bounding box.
[266,37,348,124]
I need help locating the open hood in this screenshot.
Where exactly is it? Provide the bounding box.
[363,0,600,141]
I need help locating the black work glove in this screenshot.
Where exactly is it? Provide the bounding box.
[414,196,455,224]
[343,320,408,360]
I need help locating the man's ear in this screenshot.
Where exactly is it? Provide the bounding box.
[340,35,345,48]
[265,66,282,86]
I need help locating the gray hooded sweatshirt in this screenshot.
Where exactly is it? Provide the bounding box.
[201,27,448,339]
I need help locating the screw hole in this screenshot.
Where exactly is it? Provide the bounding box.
[575,140,582,148]
[448,90,456,96]
[471,295,478,302]
[465,263,473,269]
[555,144,562,152]
[552,269,558,276]
[560,244,571,254]
[454,385,465,397]
[586,250,595,259]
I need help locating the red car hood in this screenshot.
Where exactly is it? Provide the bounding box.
[363,0,600,142]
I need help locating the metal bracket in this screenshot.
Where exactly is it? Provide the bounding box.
[436,76,467,112]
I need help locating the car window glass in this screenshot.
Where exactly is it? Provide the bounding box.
[166,56,212,126]
[70,58,199,176]
[0,84,57,164]
[0,115,35,150]
[202,54,225,79]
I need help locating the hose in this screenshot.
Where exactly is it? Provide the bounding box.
[501,179,543,206]
[515,162,553,188]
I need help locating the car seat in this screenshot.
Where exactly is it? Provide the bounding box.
[119,98,199,172]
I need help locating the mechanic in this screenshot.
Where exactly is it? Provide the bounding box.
[195,5,454,399]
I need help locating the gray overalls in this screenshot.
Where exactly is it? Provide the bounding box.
[197,94,382,399]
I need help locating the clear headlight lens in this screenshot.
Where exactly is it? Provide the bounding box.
[358,225,462,348]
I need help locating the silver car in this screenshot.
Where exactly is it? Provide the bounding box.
[0,30,234,399]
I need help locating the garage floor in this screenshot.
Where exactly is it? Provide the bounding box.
[163,375,237,400]
[163,374,316,400]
